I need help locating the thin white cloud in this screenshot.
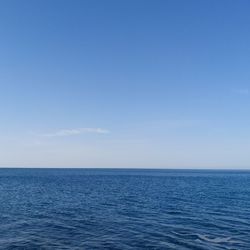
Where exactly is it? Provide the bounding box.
[233,89,249,95]
[41,128,110,137]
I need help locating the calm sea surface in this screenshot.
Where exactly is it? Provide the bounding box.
[0,169,249,249]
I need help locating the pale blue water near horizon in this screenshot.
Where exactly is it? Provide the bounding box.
[0,169,249,249]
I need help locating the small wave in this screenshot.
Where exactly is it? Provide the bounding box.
[197,234,232,244]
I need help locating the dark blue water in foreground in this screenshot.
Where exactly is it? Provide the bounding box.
[0,169,250,249]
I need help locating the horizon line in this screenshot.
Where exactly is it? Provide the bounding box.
[0,167,249,171]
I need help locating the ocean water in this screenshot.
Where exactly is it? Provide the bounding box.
[0,169,249,249]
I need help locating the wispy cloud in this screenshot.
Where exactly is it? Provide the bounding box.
[233,89,249,95]
[41,128,110,137]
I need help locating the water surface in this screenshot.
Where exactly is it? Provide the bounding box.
[0,169,249,249]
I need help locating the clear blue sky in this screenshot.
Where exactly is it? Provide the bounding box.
[0,0,249,168]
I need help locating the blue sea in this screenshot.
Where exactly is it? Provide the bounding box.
[0,169,249,249]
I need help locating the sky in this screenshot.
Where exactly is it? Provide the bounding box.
[0,0,249,168]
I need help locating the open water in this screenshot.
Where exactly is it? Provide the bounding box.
[0,168,249,249]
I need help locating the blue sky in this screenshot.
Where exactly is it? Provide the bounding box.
[0,0,249,168]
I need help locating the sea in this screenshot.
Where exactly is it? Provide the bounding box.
[0,168,249,249]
